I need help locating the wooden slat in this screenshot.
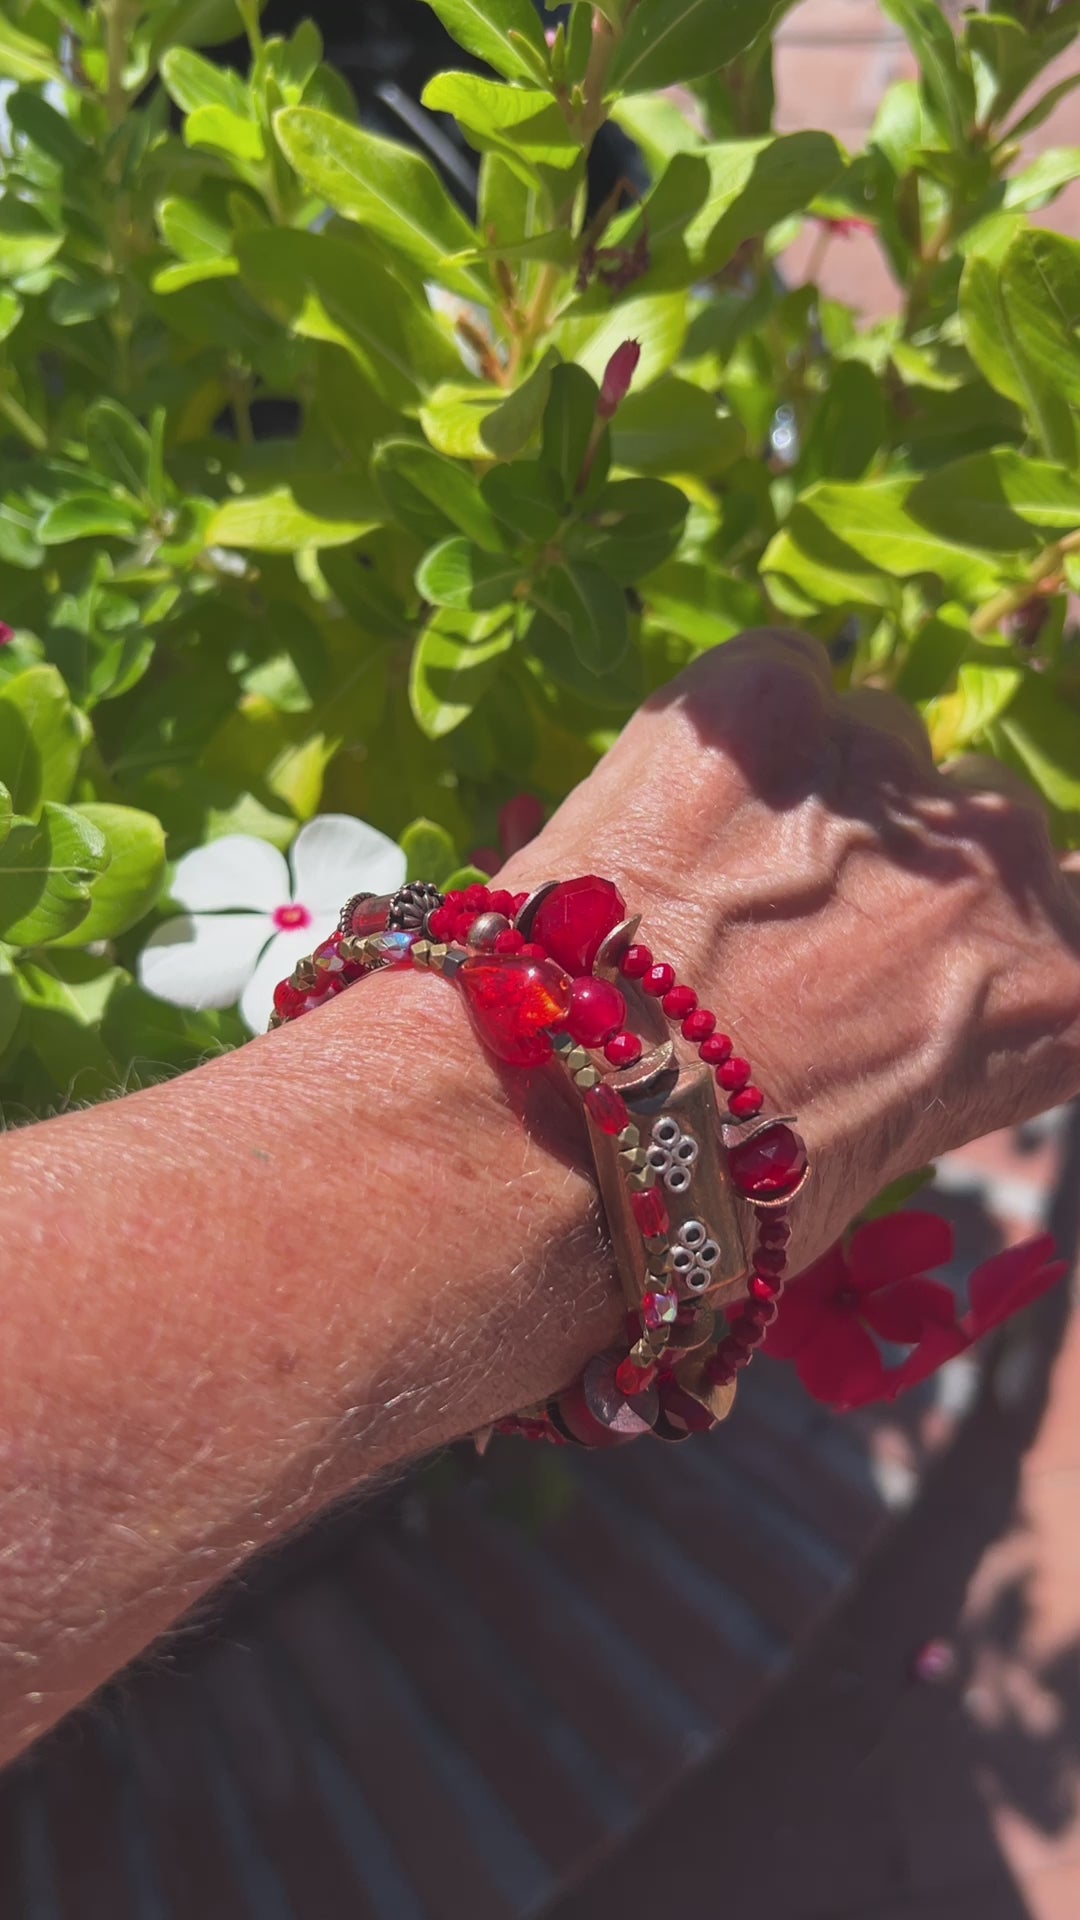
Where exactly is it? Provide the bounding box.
[41,1715,139,1920]
[346,1532,609,1874]
[271,1579,516,1920]
[123,1684,248,1920]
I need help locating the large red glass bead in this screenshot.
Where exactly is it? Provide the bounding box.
[584,1082,630,1136]
[349,894,393,937]
[530,875,625,975]
[729,1123,808,1199]
[631,1186,670,1239]
[563,975,626,1047]
[459,955,572,1066]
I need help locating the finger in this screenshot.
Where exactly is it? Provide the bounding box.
[715,625,835,694]
[941,753,1045,810]
[840,686,935,765]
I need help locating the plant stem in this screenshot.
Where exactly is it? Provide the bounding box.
[971,529,1080,636]
[0,387,46,452]
[100,0,131,127]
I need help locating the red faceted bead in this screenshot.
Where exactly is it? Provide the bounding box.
[615,1357,657,1397]
[757,1216,791,1245]
[512,891,530,913]
[488,889,515,919]
[464,883,491,910]
[604,1030,642,1067]
[746,1297,778,1327]
[642,1287,679,1331]
[584,1082,630,1136]
[700,1032,733,1064]
[717,1055,751,1091]
[631,1186,670,1239]
[620,944,652,979]
[730,1123,808,1200]
[662,984,697,1020]
[563,975,626,1048]
[454,911,477,944]
[519,941,546,960]
[530,875,625,975]
[750,1271,783,1301]
[731,1315,761,1349]
[427,905,456,941]
[704,1354,736,1388]
[754,1245,786,1273]
[683,1008,716,1043]
[729,1085,764,1118]
[444,890,465,910]
[494,927,524,954]
[349,894,393,937]
[459,954,572,1066]
[273,978,302,1016]
[643,962,675,997]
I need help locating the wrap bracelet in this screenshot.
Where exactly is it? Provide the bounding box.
[268,875,809,1450]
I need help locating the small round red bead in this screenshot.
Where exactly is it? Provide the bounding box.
[619,943,652,979]
[487,889,515,918]
[754,1245,787,1273]
[564,975,626,1048]
[444,890,465,911]
[512,892,530,913]
[605,1030,643,1067]
[662,984,697,1020]
[643,962,675,997]
[494,927,524,953]
[745,1297,778,1328]
[699,1033,733,1065]
[731,1317,762,1349]
[729,1085,764,1118]
[749,1271,783,1301]
[717,1055,751,1092]
[464,883,491,910]
[757,1217,791,1246]
[682,1008,716,1043]
[454,911,476,944]
[518,941,547,960]
[427,905,456,941]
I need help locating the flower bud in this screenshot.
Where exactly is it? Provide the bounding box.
[597,339,641,420]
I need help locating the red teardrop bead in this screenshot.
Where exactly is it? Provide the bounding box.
[584,1082,630,1136]
[530,875,625,975]
[562,975,626,1047]
[631,1186,670,1239]
[729,1123,808,1199]
[459,955,572,1066]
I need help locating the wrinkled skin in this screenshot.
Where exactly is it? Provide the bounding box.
[498,629,1080,1273]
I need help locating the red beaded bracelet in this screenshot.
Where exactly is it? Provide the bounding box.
[268,875,808,1449]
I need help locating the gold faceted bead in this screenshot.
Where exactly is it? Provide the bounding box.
[566,1045,591,1074]
[628,1166,656,1191]
[411,940,432,969]
[616,1123,640,1150]
[574,1065,600,1090]
[619,1146,648,1171]
[630,1337,655,1368]
[293,959,317,990]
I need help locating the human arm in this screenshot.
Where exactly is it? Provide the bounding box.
[1,629,1078,1763]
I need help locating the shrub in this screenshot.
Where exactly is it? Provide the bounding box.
[1,0,1079,1113]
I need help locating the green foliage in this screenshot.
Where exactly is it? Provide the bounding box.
[0,0,1079,1113]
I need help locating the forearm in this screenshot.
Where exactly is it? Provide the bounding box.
[0,968,618,1761]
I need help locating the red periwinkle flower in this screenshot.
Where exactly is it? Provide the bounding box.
[764,1211,1065,1412]
[499,792,544,857]
[0,621,14,647]
[597,339,641,420]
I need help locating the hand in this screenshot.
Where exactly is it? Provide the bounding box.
[496,630,1080,1273]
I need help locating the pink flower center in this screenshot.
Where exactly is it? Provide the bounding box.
[273,902,312,932]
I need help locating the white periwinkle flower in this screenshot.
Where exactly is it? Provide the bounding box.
[138,814,406,1033]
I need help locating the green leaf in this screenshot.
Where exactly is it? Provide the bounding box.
[641,561,765,647]
[274,106,489,302]
[610,375,744,474]
[0,944,19,1059]
[0,665,82,817]
[533,561,629,675]
[419,382,507,458]
[554,289,688,391]
[907,451,1080,553]
[1003,148,1080,214]
[879,0,975,148]
[415,536,524,611]
[609,0,787,93]
[480,350,557,459]
[992,674,1080,812]
[960,236,1080,466]
[0,802,109,948]
[525,607,640,707]
[101,980,242,1083]
[0,779,10,848]
[14,951,123,1101]
[895,604,972,703]
[184,103,265,162]
[401,816,457,884]
[0,288,22,342]
[50,805,166,947]
[0,197,62,278]
[37,494,143,544]
[7,89,88,170]
[238,227,458,407]
[541,362,599,500]
[570,478,688,584]
[417,0,549,82]
[158,194,234,263]
[421,74,580,170]
[480,460,564,543]
[409,610,514,738]
[0,16,60,84]
[796,360,885,485]
[685,133,843,274]
[160,45,251,114]
[84,400,156,503]
[372,439,505,551]
[762,477,1003,607]
[1005,73,1080,143]
[923,661,1022,759]
[204,480,380,552]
